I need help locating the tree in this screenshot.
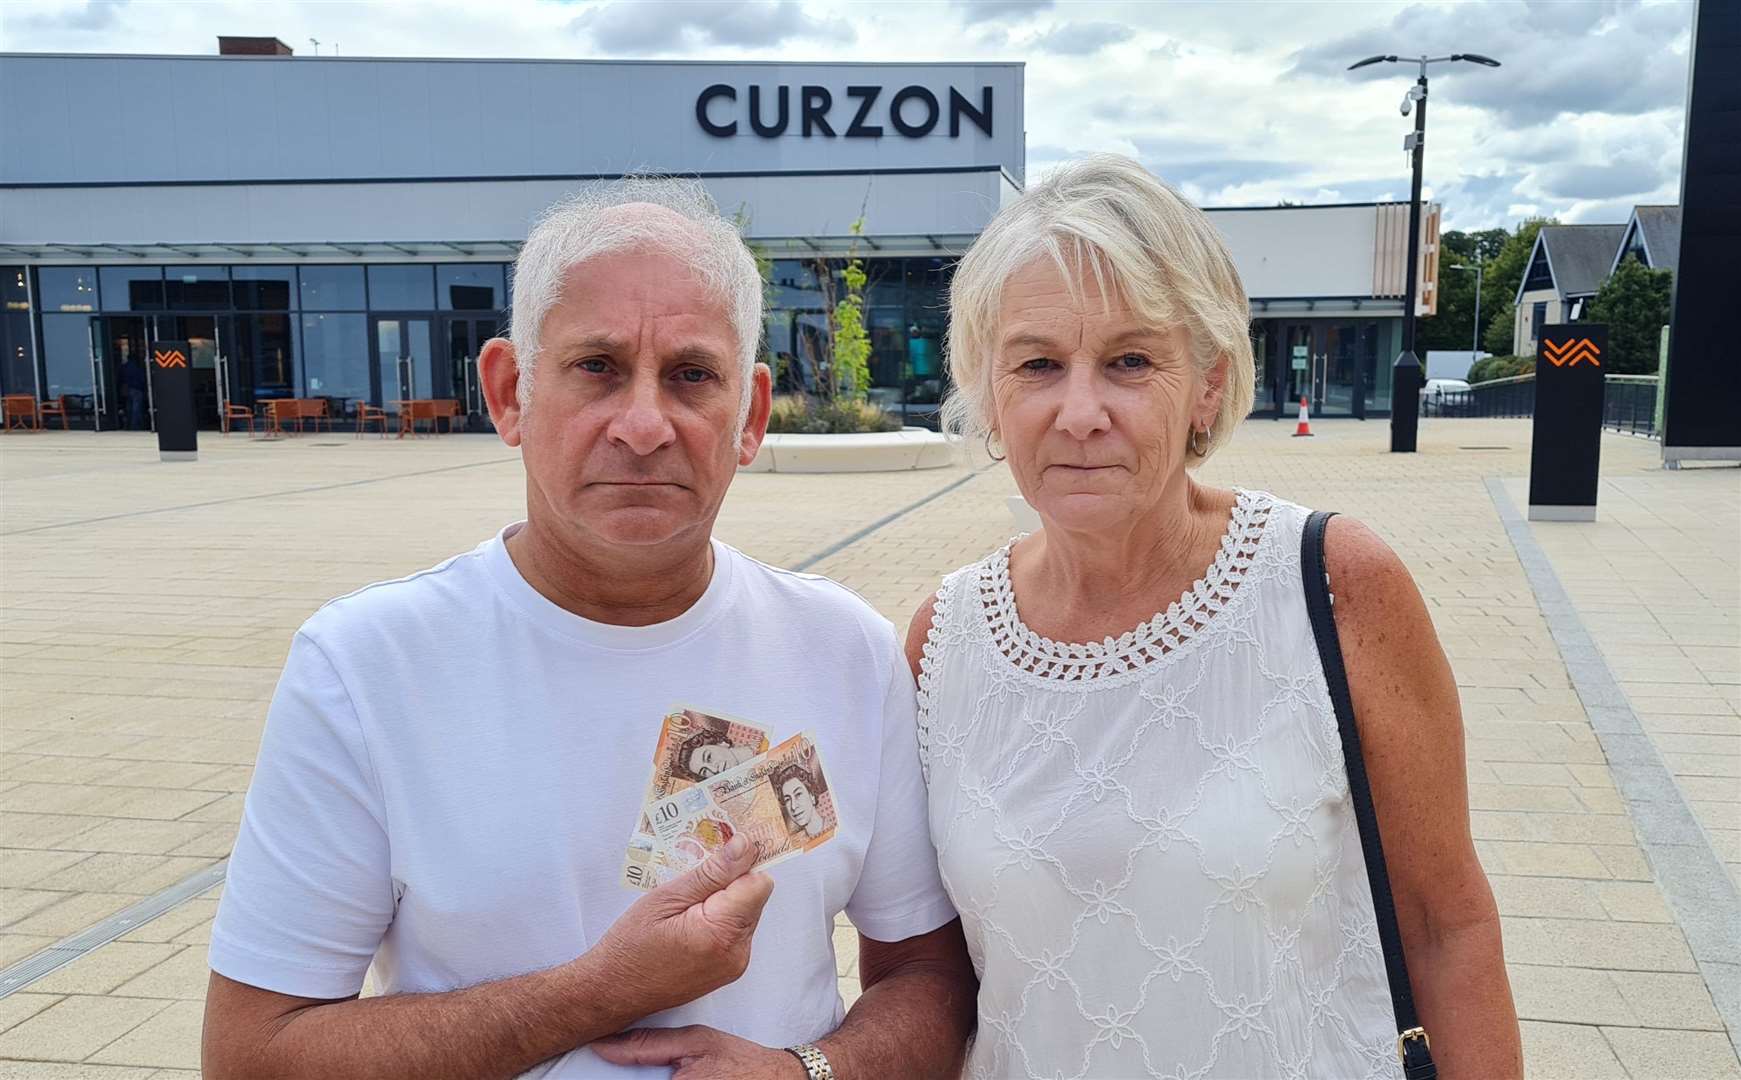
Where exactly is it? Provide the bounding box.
[1419,223,1547,356]
[1587,258,1673,375]
[1479,217,1555,346]
[830,218,872,400]
[1482,307,1516,358]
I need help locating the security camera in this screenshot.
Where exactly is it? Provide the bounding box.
[1400,92,1413,116]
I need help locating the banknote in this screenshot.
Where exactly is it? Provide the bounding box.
[621,706,771,890]
[635,731,837,889]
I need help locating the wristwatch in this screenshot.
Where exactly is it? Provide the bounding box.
[784,1042,837,1080]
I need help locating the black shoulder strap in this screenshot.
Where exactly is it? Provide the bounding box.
[1301,510,1437,1080]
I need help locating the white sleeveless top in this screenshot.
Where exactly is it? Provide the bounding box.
[917,490,1397,1080]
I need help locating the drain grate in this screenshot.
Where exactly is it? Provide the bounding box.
[0,860,227,997]
[1458,445,1510,451]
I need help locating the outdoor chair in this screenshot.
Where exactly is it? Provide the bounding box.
[36,397,68,430]
[356,403,389,438]
[222,403,254,434]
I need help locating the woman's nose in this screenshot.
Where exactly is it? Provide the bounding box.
[1054,363,1112,439]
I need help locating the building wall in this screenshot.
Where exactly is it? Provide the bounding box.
[0,55,1024,186]
[1514,288,1561,356]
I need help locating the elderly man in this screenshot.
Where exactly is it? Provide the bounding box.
[202,179,975,1079]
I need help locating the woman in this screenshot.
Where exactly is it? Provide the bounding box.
[907,155,1519,1079]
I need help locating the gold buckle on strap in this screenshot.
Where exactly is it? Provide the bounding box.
[1396,1026,1431,1063]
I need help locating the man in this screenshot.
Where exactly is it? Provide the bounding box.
[202,179,975,1079]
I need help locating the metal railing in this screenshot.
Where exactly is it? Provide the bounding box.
[1421,374,1659,437]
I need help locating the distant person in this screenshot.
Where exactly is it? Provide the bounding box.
[119,352,147,430]
[909,154,1522,1078]
[202,178,973,1080]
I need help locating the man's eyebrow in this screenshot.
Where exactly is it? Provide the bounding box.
[669,344,727,366]
[554,332,627,354]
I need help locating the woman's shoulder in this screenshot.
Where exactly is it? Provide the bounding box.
[901,542,1011,679]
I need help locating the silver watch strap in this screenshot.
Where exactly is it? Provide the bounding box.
[784,1042,836,1080]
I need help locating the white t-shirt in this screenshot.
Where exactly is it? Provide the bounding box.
[210,525,956,1078]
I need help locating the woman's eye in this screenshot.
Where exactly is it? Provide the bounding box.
[1021,358,1057,373]
[1115,353,1151,369]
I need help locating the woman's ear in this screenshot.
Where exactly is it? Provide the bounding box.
[1196,352,1230,428]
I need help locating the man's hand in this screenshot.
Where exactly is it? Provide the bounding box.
[592,1025,804,1079]
[587,834,776,1020]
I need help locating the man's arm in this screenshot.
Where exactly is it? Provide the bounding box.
[591,919,976,1080]
[1327,517,1522,1079]
[203,835,775,1080]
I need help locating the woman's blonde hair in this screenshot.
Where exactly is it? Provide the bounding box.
[942,153,1255,457]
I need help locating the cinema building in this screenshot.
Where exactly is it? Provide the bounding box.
[0,41,1437,432]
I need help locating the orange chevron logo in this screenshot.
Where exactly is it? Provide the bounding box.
[153,349,187,369]
[1544,337,1601,368]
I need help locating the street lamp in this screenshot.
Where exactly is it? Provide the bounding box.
[1447,262,1484,375]
[1349,52,1501,452]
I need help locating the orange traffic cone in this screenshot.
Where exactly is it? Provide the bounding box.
[1293,396,1314,437]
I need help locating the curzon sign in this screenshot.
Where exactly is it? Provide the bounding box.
[696,84,993,139]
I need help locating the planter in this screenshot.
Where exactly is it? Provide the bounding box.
[742,427,961,474]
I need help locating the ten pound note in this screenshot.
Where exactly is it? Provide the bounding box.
[621,707,771,890]
[634,732,838,890]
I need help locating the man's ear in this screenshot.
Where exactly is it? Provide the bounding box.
[480,337,525,447]
[737,362,774,467]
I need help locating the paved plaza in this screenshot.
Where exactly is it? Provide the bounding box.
[0,417,1736,1078]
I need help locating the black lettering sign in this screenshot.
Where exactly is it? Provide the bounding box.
[845,85,883,138]
[695,83,994,139]
[801,86,835,137]
[749,85,789,137]
[950,86,993,137]
[890,86,940,137]
[696,83,736,137]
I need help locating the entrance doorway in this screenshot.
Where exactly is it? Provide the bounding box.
[443,315,498,431]
[1254,319,1378,419]
[93,316,150,432]
[158,314,224,428]
[371,316,432,416]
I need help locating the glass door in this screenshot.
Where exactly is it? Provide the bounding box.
[371,316,432,416]
[95,316,152,432]
[158,314,223,429]
[443,315,498,431]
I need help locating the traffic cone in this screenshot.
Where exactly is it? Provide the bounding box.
[1293,396,1314,437]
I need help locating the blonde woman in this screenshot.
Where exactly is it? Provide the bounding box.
[908,155,1519,1079]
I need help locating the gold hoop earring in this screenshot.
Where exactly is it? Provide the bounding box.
[984,431,1006,462]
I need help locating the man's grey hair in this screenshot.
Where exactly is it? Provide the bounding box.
[509,177,764,421]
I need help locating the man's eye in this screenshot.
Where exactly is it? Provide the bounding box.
[576,358,609,374]
[675,367,714,384]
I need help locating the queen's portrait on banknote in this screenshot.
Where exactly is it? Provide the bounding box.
[774,760,830,839]
[673,727,759,780]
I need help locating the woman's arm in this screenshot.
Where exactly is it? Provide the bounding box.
[1325,516,1522,1080]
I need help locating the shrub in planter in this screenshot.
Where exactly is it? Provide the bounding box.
[766,394,901,434]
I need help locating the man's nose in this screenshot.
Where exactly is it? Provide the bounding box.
[605,372,678,455]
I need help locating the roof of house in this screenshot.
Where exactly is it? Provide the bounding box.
[1622,205,1682,275]
[1541,225,1626,297]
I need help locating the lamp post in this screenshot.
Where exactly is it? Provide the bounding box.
[1448,262,1484,373]
[1349,52,1500,452]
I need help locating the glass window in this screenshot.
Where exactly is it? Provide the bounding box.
[232,313,298,403]
[367,265,434,310]
[39,313,94,400]
[98,266,165,311]
[2,313,35,396]
[300,313,370,404]
[232,266,297,309]
[163,266,232,311]
[437,264,505,311]
[3,266,29,312]
[37,267,101,312]
[298,265,366,310]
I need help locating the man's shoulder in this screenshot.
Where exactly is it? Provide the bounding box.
[299,539,494,647]
[723,545,897,652]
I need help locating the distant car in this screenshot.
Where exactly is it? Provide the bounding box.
[1421,378,1471,400]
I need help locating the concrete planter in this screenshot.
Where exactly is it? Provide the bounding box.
[742,428,961,473]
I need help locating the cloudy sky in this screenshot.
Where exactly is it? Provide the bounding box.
[4,0,1696,230]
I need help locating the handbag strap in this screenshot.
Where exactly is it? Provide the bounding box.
[1301,510,1437,1080]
